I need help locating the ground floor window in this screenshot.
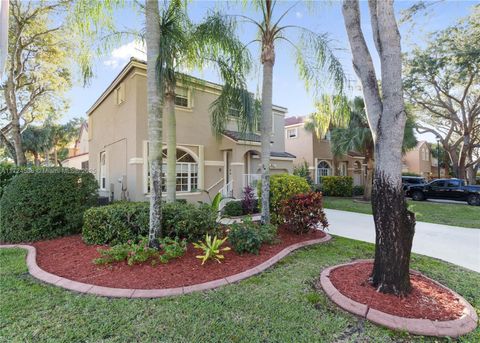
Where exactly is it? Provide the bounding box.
[144,144,198,193]
[317,160,331,184]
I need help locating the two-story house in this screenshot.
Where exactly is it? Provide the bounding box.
[284,116,366,186]
[402,141,446,179]
[88,58,294,202]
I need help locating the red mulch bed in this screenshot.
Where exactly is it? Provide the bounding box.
[329,262,464,321]
[32,229,326,289]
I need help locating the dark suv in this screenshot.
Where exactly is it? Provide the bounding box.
[402,176,426,191]
[406,178,480,206]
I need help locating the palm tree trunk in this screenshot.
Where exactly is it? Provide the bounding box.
[260,58,274,225]
[53,146,58,167]
[146,0,163,249]
[165,83,176,203]
[33,152,40,166]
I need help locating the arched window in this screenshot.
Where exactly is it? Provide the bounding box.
[317,161,331,184]
[162,149,198,192]
[144,144,198,193]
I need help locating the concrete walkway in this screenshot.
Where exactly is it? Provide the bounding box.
[325,209,480,273]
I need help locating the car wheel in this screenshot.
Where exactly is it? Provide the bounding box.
[467,194,479,206]
[412,191,425,201]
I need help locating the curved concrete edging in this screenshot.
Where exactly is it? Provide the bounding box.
[320,260,478,338]
[0,233,331,298]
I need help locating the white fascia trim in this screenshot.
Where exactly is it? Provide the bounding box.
[205,160,224,166]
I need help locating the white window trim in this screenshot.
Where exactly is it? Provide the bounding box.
[286,127,298,139]
[174,86,193,110]
[143,141,200,194]
[316,160,332,184]
[99,151,107,191]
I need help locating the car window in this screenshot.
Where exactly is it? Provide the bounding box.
[447,180,461,187]
[430,180,445,187]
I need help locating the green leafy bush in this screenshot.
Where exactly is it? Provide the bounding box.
[0,164,41,198]
[193,234,230,264]
[0,168,98,243]
[83,201,218,245]
[353,185,365,196]
[228,217,278,254]
[223,200,244,217]
[293,161,314,187]
[94,236,187,265]
[280,192,328,234]
[258,174,310,224]
[228,218,263,254]
[83,202,149,245]
[321,176,353,197]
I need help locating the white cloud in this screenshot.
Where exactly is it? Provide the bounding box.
[295,11,303,19]
[103,40,146,69]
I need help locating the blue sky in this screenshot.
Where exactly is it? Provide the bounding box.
[64,0,475,142]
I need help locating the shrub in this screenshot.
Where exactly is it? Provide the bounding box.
[241,185,258,214]
[293,161,314,187]
[193,234,230,264]
[280,192,328,234]
[82,201,218,245]
[258,174,310,224]
[353,185,365,196]
[0,168,98,243]
[258,223,279,245]
[163,202,218,241]
[83,202,149,245]
[228,217,278,254]
[321,176,353,197]
[402,172,421,177]
[223,200,244,217]
[228,218,263,254]
[0,164,41,198]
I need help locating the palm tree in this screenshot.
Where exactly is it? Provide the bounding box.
[22,125,50,166]
[158,0,255,202]
[241,0,345,224]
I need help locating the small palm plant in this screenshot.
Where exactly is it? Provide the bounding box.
[193,234,231,265]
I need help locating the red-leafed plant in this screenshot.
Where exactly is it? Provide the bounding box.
[280,192,328,234]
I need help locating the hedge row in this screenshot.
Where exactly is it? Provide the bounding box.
[0,169,98,243]
[321,176,353,197]
[82,201,218,245]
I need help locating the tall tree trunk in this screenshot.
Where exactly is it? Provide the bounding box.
[165,83,176,203]
[260,53,274,225]
[53,146,58,167]
[343,0,415,296]
[146,0,163,249]
[363,149,374,201]
[10,116,26,166]
[33,152,40,166]
[0,129,17,164]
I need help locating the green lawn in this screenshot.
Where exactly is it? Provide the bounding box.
[1,237,479,342]
[323,197,480,229]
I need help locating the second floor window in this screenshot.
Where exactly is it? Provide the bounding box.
[175,87,189,108]
[286,128,298,139]
[115,83,125,105]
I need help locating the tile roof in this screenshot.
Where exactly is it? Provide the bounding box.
[285,116,305,126]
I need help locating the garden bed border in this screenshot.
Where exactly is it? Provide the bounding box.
[319,260,478,338]
[0,233,331,298]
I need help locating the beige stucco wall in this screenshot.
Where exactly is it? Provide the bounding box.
[88,62,293,202]
[62,153,88,170]
[403,142,432,177]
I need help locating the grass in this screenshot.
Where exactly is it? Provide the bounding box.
[1,237,479,342]
[323,197,480,229]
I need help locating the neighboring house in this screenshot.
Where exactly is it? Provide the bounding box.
[402,141,446,179]
[284,116,366,186]
[88,58,294,202]
[62,122,89,170]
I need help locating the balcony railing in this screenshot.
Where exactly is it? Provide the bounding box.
[220,180,234,198]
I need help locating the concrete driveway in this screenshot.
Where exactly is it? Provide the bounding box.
[325,209,480,273]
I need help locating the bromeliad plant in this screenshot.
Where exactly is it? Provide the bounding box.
[193,234,231,265]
